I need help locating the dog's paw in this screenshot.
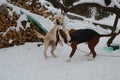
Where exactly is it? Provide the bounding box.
[53,55,58,58]
[67,42,71,46]
[84,53,91,57]
[59,40,64,47]
[87,58,94,61]
[44,55,48,59]
[66,58,71,62]
[86,55,94,61]
[51,53,58,58]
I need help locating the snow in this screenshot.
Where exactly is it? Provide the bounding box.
[0,41,120,80]
[73,0,105,6]
[16,14,28,31]
[67,12,116,27]
[0,0,120,80]
[73,0,120,8]
[109,0,120,8]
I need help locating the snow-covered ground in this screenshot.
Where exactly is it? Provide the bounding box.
[0,0,120,80]
[0,41,120,80]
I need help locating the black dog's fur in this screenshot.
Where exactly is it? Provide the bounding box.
[69,29,112,43]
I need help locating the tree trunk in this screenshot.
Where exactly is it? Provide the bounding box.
[107,15,119,46]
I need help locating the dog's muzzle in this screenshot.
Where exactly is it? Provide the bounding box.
[56,19,60,25]
[56,19,63,25]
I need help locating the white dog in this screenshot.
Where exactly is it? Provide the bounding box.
[34,14,70,59]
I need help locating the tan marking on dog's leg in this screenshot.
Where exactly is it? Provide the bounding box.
[88,37,100,59]
[51,45,57,58]
[66,41,77,62]
[66,58,72,62]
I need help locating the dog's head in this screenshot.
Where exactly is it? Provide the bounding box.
[54,14,65,25]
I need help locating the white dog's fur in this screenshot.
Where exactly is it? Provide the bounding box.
[34,14,70,59]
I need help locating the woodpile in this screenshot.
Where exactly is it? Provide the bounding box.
[7,0,54,20]
[1,0,57,48]
[0,4,45,48]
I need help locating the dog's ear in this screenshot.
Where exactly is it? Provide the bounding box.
[52,14,57,23]
[69,29,76,34]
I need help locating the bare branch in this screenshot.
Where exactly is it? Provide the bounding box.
[68,3,120,16]
[47,0,68,12]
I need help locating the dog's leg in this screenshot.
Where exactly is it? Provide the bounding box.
[44,41,49,59]
[88,37,99,60]
[66,41,77,62]
[58,31,64,46]
[50,45,57,58]
[86,52,92,56]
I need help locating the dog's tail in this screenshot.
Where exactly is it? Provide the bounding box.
[34,30,45,39]
[99,32,116,37]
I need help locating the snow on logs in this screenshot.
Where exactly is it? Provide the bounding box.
[0,4,43,48]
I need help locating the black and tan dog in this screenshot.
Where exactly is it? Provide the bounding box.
[59,29,116,61]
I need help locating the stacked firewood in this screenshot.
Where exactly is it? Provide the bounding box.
[0,4,44,48]
[7,0,54,20]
